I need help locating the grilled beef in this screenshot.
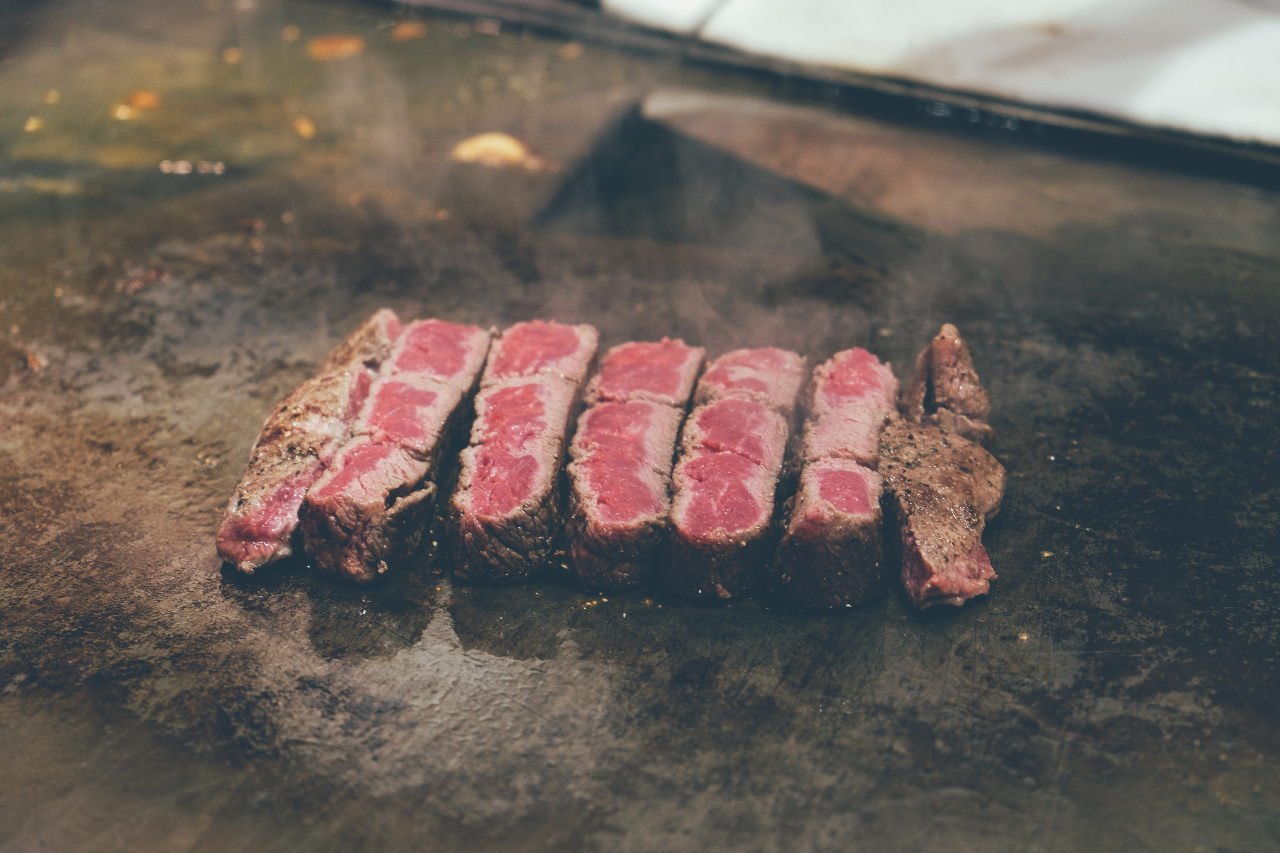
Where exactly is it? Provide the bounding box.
[451,321,599,584]
[772,347,897,607]
[772,459,884,608]
[568,339,703,589]
[900,323,994,445]
[665,348,805,599]
[879,421,1005,608]
[801,347,899,467]
[299,320,491,583]
[215,309,402,574]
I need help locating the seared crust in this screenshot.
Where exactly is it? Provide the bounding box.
[900,323,994,445]
[216,310,401,573]
[879,421,1005,608]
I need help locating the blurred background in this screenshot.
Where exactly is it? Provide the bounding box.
[1,1,1278,851]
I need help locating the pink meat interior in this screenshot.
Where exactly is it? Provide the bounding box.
[579,401,656,450]
[466,447,541,516]
[489,321,583,378]
[358,376,448,455]
[594,339,699,403]
[815,466,873,515]
[392,319,483,383]
[347,368,374,418]
[701,347,800,398]
[475,383,548,453]
[678,452,766,537]
[310,441,402,502]
[217,474,315,562]
[690,398,776,465]
[576,402,667,524]
[819,348,895,406]
[578,449,663,523]
[803,407,885,466]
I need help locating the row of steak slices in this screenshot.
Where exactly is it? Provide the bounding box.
[216,314,1006,609]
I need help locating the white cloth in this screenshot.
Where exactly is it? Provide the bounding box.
[604,0,1280,146]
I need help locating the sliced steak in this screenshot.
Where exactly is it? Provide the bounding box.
[216,309,402,574]
[692,346,808,419]
[451,378,581,584]
[665,348,802,599]
[771,459,884,608]
[583,338,704,407]
[773,347,895,608]
[801,347,899,467]
[879,420,1006,608]
[900,323,994,445]
[482,319,598,387]
[299,319,490,582]
[568,338,702,589]
[567,400,687,589]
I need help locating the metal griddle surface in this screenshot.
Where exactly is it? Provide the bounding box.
[1,1,1278,850]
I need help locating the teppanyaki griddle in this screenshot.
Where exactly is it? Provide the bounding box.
[0,0,1277,850]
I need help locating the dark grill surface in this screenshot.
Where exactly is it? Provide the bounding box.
[0,1,1277,850]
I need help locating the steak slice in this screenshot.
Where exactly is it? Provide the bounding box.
[801,347,899,467]
[774,347,895,608]
[664,367,796,599]
[583,338,704,407]
[568,338,703,590]
[482,320,598,387]
[216,309,402,573]
[771,459,884,608]
[299,438,438,582]
[299,319,490,583]
[692,347,808,419]
[879,420,1006,608]
[900,323,994,445]
[451,375,585,584]
[567,400,686,589]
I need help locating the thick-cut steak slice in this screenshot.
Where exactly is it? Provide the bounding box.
[567,337,702,589]
[879,420,1006,608]
[299,319,490,583]
[567,400,686,589]
[452,373,587,584]
[693,347,808,419]
[482,320,598,387]
[452,320,599,584]
[801,347,899,467]
[216,309,402,573]
[771,459,884,608]
[774,347,895,608]
[900,323,994,445]
[666,449,781,599]
[666,347,801,599]
[300,438,437,581]
[584,338,704,407]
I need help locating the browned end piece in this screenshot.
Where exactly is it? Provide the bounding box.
[299,319,492,583]
[900,323,994,445]
[879,420,1006,608]
[215,309,402,574]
